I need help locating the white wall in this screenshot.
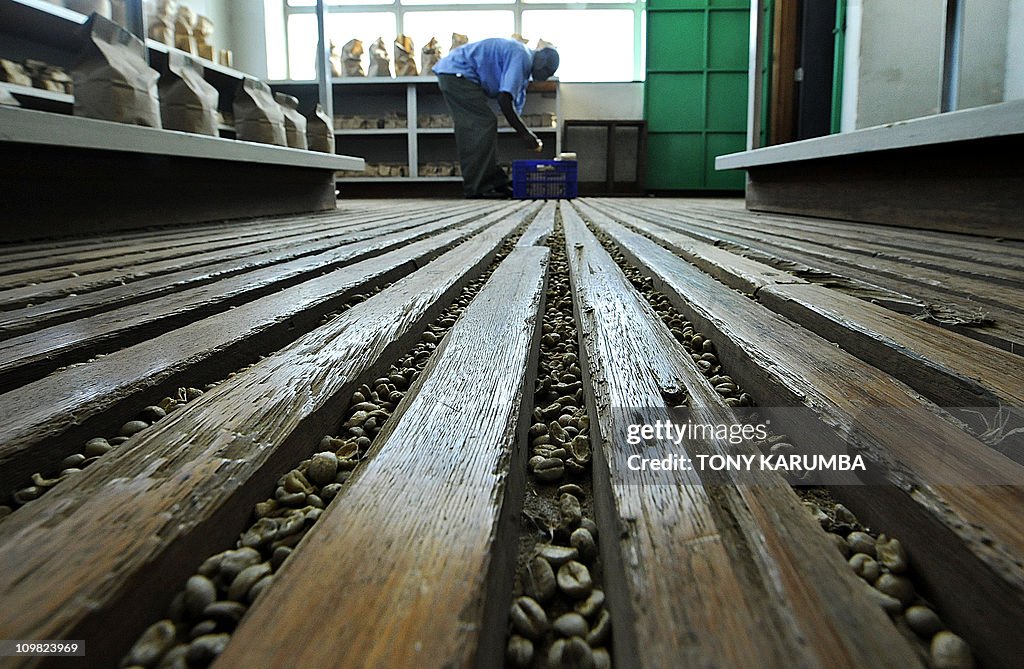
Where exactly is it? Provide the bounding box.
[853,0,944,128]
[958,0,1009,108]
[1005,0,1024,100]
[559,82,644,120]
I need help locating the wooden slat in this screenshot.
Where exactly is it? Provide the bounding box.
[582,200,1024,420]
[0,205,389,279]
[582,204,1024,669]
[561,203,922,669]
[0,204,537,668]
[0,204,458,310]
[0,205,527,498]
[0,206,500,391]
[671,203,1024,287]
[220,245,549,669]
[515,201,557,248]
[0,200,402,266]
[602,200,1024,354]
[611,200,1024,311]
[0,203,481,337]
[691,201,1024,269]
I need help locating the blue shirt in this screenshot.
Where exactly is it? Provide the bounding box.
[433,38,532,113]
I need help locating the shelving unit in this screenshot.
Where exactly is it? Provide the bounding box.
[0,0,247,120]
[272,76,561,182]
[0,0,365,240]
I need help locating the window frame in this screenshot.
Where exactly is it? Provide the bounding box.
[280,0,646,82]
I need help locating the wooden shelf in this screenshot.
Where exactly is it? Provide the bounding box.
[0,81,72,112]
[717,98,1024,170]
[1,106,363,170]
[271,75,559,182]
[715,99,1024,239]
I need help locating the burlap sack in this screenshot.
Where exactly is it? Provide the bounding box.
[341,39,364,77]
[367,37,391,77]
[306,103,335,153]
[73,13,161,128]
[420,37,441,74]
[451,33,468,51]
[159,52,218,136]
[394,35,417,77]
[233,78,286,146]
[275,92,308,150]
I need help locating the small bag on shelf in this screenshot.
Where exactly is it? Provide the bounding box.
[420,37,442,75]
[451,33,468,51]
[367,37,391,77]
[147,0,176,46]
[340,39,364,77]
[275,92,308,150]
[73,13,162,128]
[233,78,287,146]
[195,15,216,61]
[306,103,335,153]
[394,35,417,77]
[159,51,218,136]
[174,6,197,55]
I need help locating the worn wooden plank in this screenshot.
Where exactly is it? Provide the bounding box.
[583,200,1024,418]
[0,206,502,391]
[0,204,538,668]
[0,206,387,280]
[0,200,402,266]
[0,203,483,337]
[0,204,462,311]
[670,203,1024,287]
[515,201,557,248]
[0,205,530,499]
[583,205,1024,669]
[560,203,922,669]
[221,245,549,669]
[691,200,1024,270]
[610,200,1024,311]
[601,200,1024,354]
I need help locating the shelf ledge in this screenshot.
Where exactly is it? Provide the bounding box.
[0,106,364,171]
[716,98,1024,170]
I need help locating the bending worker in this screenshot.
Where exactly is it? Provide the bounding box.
[433,38,559,199]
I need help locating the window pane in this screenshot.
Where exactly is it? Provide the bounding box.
[325,12,398,52]
[402,0,509,5]
[524,0,625,4]
[287,14,317,80]
[402,11,515,62]
[289,0,394,5]
[521,10,635,82]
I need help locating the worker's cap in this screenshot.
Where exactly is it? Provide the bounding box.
[532,47,559,81]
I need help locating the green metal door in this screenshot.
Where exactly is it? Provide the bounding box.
[645,0,750,190]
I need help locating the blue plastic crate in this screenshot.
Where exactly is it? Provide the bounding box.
[512,160,578,200]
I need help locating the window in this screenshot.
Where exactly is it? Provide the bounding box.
[271,0,646,82]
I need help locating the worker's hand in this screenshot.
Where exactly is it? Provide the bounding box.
[524,132,542,152]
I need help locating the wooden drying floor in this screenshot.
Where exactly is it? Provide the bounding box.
[0,198,1021,668]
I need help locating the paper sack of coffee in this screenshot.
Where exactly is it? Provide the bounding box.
[233,78,287,146]
[73,13,161,128]
[159,52,218,136]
